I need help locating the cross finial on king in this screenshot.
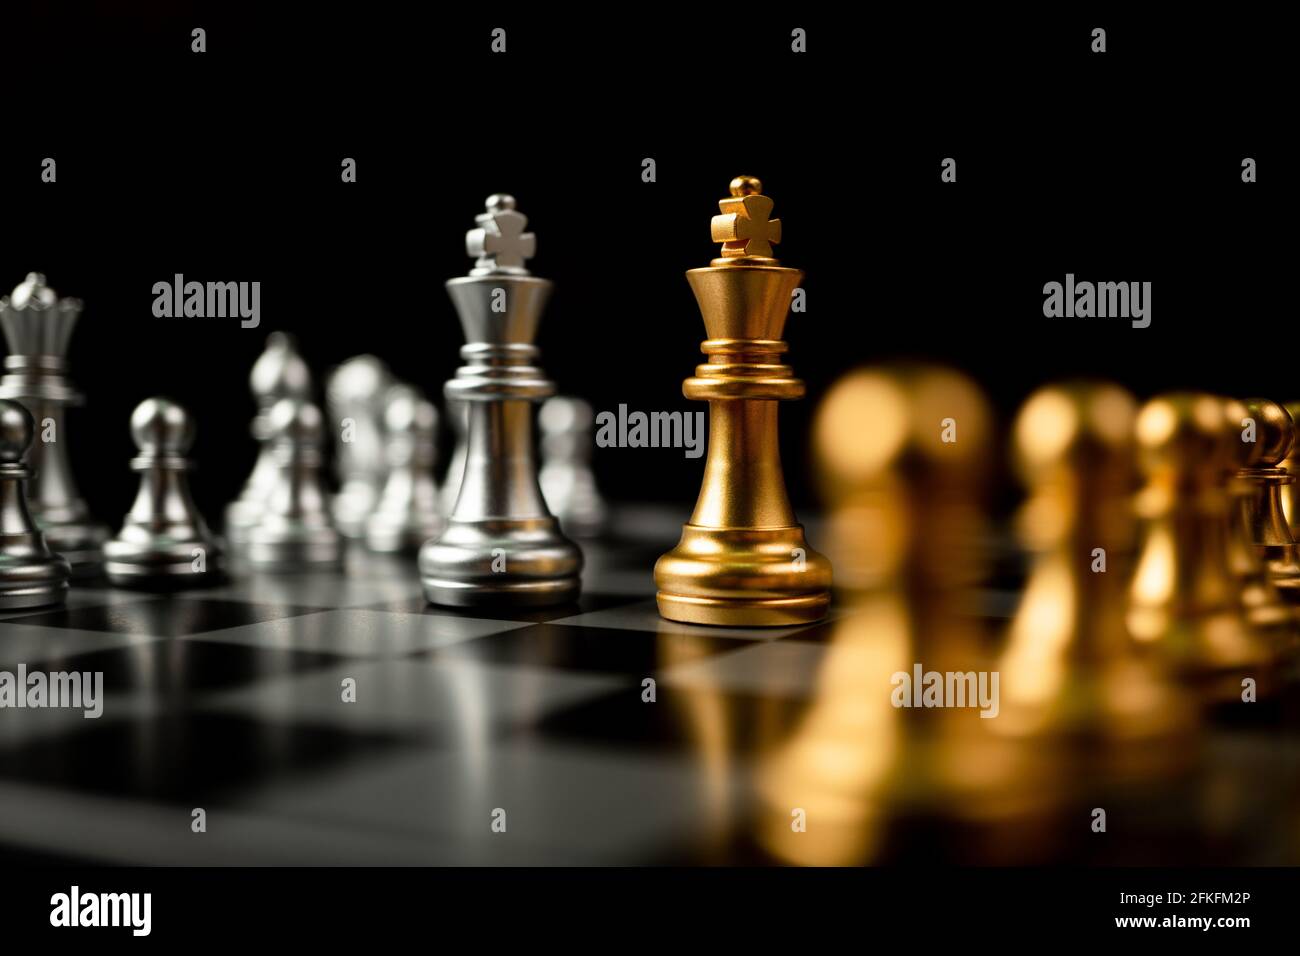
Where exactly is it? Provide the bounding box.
[466,194,536,276]
[710,175,781,261]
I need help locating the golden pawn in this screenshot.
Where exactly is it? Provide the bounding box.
[1234,399,1300,605]
[754,364,996,865]
[995,383,1194,790]
[812,364,993,605]
[1126,393,1274,702]
[1223,398,1295,637]
[1279,401,1300,528]
[654,176,831,626]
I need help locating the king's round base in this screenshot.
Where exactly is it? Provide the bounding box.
[419,516,583,609]
[423,575,581,608]
[655,591,830,627]
[654,524,832,627]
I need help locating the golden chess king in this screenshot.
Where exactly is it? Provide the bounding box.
[654,176,833,626]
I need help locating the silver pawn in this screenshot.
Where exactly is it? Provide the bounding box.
[104,398,225,588]
[226,333,312,546]
[327,355,392,538]
[539,397,607,538]
[441,397,469,515]
[247,398,342,570]
[0,399,70,609]
[419,194,583,607]
[365,385,443,553]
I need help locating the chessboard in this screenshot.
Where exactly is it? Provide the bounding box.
[0,505,1296,867]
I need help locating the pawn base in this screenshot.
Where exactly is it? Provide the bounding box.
[104,519,228,589]
[0,553,71,610]
[0,579,69,610]
[104,549,227,590]
[246,535,342,572]
[105,566,228,590]
[245,505,343,571]
[419,516,582,608]
[655,524,832,627]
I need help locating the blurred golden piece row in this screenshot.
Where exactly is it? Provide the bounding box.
[752,365,1300,865]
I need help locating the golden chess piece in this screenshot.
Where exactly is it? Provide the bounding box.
[1223,398,1295,639]
[995,383,1194,792]
[754,365,999,864]
[1126,393,1275,703]
[1234,399,1300,608]
[812,364,993,606]
[654,176,831,626]
[1279,401,1300,529]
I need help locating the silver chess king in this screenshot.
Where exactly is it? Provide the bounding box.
[419,195,583,606]
[0,273,109,578]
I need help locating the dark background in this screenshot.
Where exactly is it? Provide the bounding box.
[0,5,1286,529]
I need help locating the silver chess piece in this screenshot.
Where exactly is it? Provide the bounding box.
[0,399,71,609]
[441,396,470,515]
[247,397,342,570]
[419,195,583,607]
[539,396,607,538]
[327,355,393,538]
[104,398,225,588]
[0,273,109,578]
[365,385,443,553]
[225,333,312,546]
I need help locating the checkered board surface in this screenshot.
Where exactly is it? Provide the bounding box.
[0,507,1295,866]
